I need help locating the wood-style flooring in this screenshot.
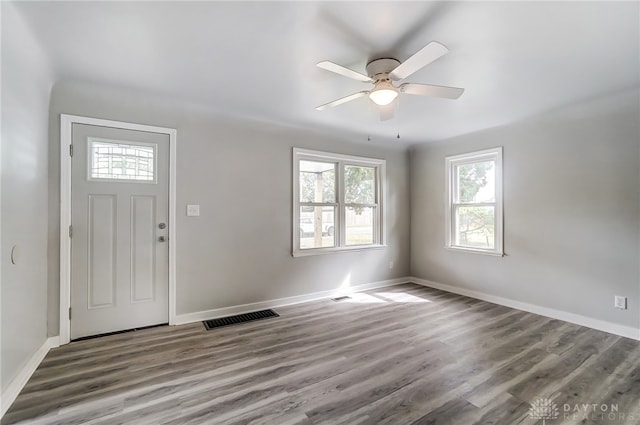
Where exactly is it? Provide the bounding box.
[3,283,640,424]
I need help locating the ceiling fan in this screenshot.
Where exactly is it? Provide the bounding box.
[315,41,464,120]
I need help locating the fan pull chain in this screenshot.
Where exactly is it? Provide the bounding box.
[396,96,401,140]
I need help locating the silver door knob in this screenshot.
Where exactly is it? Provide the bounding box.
[158,223,166,229]
[158,236,166,242]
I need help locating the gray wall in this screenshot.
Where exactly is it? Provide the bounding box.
[410,89,640,329]
[1,3,55,392]
[47,80,411,335]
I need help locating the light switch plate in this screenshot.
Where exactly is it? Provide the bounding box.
[186,204,200,217]
[614,295,627,310]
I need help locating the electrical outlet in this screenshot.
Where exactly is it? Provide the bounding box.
[389,261,394,269]
[186,204,200,217]
[614,295,627,310]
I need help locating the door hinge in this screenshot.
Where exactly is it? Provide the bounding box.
[69,144,73,157]
[69,225,73,238]
[69,307,72,320]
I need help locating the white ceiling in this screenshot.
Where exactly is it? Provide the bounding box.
[12,1,640,144]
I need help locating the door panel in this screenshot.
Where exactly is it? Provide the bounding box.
[88,194,116,309]
[71,123,169,339]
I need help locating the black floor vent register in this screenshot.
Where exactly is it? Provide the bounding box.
[331,295,352,302]
[203,309,279,330]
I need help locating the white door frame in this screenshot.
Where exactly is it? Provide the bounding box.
[59,114,177,345]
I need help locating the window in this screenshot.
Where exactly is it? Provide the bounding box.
[293,148,385,256]
[445,147,503,255]
[88,138,157,182]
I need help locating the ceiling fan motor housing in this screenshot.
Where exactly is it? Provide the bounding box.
[366,58,401,81]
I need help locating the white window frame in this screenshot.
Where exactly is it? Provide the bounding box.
[445,147,503,256]
[293,148,386,257]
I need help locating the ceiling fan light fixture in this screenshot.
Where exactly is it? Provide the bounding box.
[368,80,398,106]
[315,42,463,116]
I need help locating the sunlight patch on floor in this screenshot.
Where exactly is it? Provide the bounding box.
[374,292,431,303]
[339,291,432,304]
[344,292,387,303]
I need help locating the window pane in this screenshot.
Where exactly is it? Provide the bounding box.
[345,165,375,204]
[299,161,336,203]
[456,160,495,203]
[90,140,155,181]
[455,206,495,249]
[346,206,374,246]
[299,206,335,249]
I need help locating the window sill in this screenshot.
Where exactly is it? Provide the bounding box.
[445,246,504,257]
[292,244,387,258]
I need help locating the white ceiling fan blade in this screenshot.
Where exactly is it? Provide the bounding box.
[389,41,449,81]
[379,98,398,121]
[400,83,464,99]
[316,91,369,111]
[317,61,373,83]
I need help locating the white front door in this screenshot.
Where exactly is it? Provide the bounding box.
[70,123,169,339]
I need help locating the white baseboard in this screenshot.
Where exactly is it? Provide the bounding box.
[410,276,640,341]
[1,336,60,418]
[174,277,410,325]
